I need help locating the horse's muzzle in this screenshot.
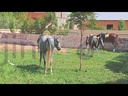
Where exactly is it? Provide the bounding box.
[57,47,61,51]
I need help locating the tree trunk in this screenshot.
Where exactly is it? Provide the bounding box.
[79,25,83,71]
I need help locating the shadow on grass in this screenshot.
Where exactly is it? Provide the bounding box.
[16,64,43,73]
[76,48,92,60]
[105,52,128,75]
[105,77,128,84]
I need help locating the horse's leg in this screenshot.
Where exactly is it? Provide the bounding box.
[98,38,104,51]
[92,48,94,57]
[50,57,53,75]
[90,46,93,57]
[113,44,117,52]
[112,37,118,52]
[50,50,53,75]
[37,39,40,52]
[86,44,90,54]
[112,41,116,52]
[43,53,47,75]
[100,42,105,51]
[96,48,100,57]
[39,51,42,67]
[89,47,91,56]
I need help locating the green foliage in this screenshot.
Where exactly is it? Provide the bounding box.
[0,12,28,29]
[118,19,126,30]
[69,21,74,29]
[87,21,106,30]
[21,18,34,34]
[0,12,58,34]
[68,12,96,29]
[13,12,28,29]
[94,26,106,30]
[33,12,58,35]
[9,18,16,33]
[58,21,70,36]
[33,17,43,34]
[0,12,14,29]
[83,18,106,30]
[46,12,58,35]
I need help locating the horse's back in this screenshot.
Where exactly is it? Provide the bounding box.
[109,33,117,37]
[39,35,54,51]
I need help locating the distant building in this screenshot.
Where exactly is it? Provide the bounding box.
[27,12,46,20]
[81,20,128,30]
[55,12,69,28]
[28,12,128,30]
[27,12,69,29]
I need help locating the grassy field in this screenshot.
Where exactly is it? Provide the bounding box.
[0,48,128,84]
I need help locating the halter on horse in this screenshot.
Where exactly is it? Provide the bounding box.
[85,34,104,56]
[38,35,61,75]
[96,33,120,52]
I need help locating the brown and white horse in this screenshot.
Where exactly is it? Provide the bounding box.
[85,34,104,56]
[96,33,120,52]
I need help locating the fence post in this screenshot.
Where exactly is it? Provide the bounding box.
[4,43,8,63]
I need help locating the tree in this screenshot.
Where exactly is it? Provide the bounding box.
[69,21,74,29]
[33,17,43,34]
[44,12,58,35]
[13,12,28,29]
[0,12,28,32]
[33,12,58,35]
[87,19,106,30]
[21,17,34,34]
[9,18,16,33]
[58,20,70,35]
[118,19,126,30]
[0,12,15,29]
[68,12,96,71]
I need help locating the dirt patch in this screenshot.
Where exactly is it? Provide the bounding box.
[0,43,69,54]
[0,43,38,52]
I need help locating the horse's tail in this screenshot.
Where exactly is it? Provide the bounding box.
[46,38,52,66]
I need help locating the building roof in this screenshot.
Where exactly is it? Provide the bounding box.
[95,12,128,20]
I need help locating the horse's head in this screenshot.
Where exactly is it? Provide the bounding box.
[54,37,61,51]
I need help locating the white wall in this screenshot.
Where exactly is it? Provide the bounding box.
[56,12,69,29]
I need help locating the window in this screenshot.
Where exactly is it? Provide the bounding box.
[107,24,113,30]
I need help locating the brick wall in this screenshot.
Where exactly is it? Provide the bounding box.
[83,20,128,30]
[0,33,128,51]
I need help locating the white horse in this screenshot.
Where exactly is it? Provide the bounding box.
[38,35,61,75]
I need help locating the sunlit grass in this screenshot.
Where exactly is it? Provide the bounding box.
[0,49,128,84]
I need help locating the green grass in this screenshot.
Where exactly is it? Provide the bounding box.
[0,49,128,84]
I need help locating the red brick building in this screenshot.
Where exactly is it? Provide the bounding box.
[27,12,46,20]
[97,20,128,30]
[83,20,128,30]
